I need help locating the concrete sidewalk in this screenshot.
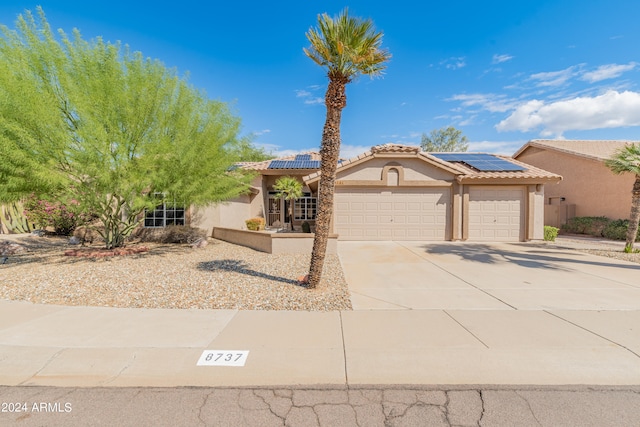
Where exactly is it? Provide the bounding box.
[1,299,639,387]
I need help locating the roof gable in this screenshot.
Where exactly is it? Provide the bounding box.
[514,139,637,162]
[304,144,560,184]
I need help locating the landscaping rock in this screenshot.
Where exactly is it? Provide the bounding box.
[191,238,208,249]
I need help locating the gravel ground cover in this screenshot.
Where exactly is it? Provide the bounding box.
[0,234,352,311]
[1,233,637,311]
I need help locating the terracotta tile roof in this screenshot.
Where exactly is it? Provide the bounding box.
[371,143,421,154]
[513,139,638,161]
[237,152,321,171]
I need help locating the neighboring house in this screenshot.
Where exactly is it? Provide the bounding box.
[189,153,323,232]
[302,144,560,242]
[513,140,636,225]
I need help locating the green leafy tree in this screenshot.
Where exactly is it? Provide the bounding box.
[605,143,640,252]
[0,9,254,248]
[304,8,391,287]
[421,126,469,152]
[273,176,303,231]
[234,137,274,162]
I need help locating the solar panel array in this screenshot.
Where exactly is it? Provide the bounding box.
[295,154,312,161]
[268,160,321,169]
[431,153,526,172]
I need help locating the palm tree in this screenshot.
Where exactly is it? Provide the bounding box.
[273,176,303,231]
[605,143,640,252]
[303,8,391,287]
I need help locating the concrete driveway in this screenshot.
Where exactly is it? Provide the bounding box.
[338,240,640,310]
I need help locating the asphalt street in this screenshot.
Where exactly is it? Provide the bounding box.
[2,385,640,426]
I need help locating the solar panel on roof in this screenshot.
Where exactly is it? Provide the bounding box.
[430,153,525,172]
[268,160,321,169]
[295,154,312,161]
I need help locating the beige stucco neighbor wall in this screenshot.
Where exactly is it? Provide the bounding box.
[212,227,337,254]
[517,147,634,220]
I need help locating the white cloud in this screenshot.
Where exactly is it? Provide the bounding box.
[253,129,271,136]
[340,144,374,159]
[448,93,516,113]
[467,140,527,155]
[581,62,637,83]
[304,97,324,105]
[441,57,466,70]
[492,54,513,64]
[529,66,580,87]
[295,87,324,105]
[496,90,640,136]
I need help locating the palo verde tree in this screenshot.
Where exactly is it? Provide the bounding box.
[273,176,303,231]
[303,8,391,288]
[605,143,640,252]
[421,126,469,152]
[0,9,254,248]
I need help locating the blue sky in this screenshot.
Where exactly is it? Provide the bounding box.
[3,1,640,158]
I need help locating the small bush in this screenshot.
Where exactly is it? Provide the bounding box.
[603,219,640,242]
[301,221,311,233]
[23,195,95,236]
[245,217,265,231]
[544,226,559,241]
[561,216,610,236]
[136,225,206,244]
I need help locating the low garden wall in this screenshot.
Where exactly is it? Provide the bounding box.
[212,227,338,254]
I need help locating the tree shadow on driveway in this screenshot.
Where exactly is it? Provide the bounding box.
[197,259,304,287]
[418,243,640,271]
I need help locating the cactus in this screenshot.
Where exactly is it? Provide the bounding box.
[0,202,32,234]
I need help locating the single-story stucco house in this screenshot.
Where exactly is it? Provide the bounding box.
[186,144,561,243]
[513,139,636,226]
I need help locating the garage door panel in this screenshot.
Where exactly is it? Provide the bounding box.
[336,187,449,241]
[468,187,523,242]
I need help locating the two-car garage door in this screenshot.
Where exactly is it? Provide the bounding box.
[335,186,525,242]
[335,187,450,240]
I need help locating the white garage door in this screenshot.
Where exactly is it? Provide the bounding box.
[335,187,450,240]
[468,187,524,241]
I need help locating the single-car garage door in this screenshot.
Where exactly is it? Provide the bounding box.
[468,186,524,241]
[335,187,450,240]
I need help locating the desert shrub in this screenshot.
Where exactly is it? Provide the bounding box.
[603,219,640,242]
[245,217,265,231]
[136,225,206,244]
[561,216,610,236]
[23,195,95,236]
[544,226,559,242]
[301,221,311,233]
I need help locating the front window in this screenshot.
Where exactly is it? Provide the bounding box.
[294,193,317,221]
[144,194,185,228]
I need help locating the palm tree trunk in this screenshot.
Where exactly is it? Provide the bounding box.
[307,77,347,288]
[625,175,640,252]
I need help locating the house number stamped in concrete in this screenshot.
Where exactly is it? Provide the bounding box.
[197,350,249,366]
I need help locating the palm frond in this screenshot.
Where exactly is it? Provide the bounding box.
[304,8,391,81]
[606,143,640,175]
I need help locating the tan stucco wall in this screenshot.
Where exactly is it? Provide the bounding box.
[531,184,545,240]
[336,158,455,182]
[517,147,634,219]
[213,227,337,254]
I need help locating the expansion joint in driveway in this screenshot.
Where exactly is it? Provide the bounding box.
[545,311,640,359]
